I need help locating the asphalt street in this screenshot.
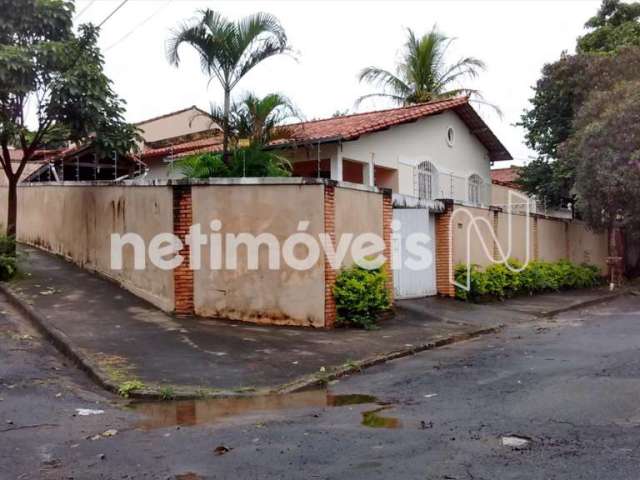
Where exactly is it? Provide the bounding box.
[2,294,640,479]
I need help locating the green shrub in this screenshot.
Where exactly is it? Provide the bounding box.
[454,264,486,301]
[333,264,391,329]
[455,259,602,302]
[118,380,144,398]
[171,145,292,179]
[0,236,18,281]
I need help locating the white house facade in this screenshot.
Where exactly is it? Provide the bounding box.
[279,97,511,206]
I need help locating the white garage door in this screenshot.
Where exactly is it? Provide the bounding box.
[392,208,437,298]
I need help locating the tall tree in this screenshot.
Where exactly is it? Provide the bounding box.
[578,0,640,53]
[167,9,290,165]
[518,0,640,207]
[562,81,640,238]
[231,92,299,146]
[172,92,297,179]
[0,0,138,242]
[515,157,574,209]
[357,26,490,108]
[517,47,640,205]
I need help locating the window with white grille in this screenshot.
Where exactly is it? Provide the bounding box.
[416,161,438,200]
[468,174,483,204]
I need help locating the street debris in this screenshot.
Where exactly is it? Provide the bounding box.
[90,429,118,440]
[75,408,104,416]
[214,445,232,455]
[424,394,438,399]
[501,435,531,449]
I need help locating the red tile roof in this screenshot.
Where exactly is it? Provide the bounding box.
[141,135,224,160]
[491,167,521,188]
[7,148,62,162]
[271,96,513,161]
[68,97,513,164]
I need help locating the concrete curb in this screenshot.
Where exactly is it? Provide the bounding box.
[536,289,629,318]
[0,282,125,397]
[274,325,503,394]
[0,280,502,401]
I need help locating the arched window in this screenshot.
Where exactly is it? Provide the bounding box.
[468,174,483,204]
[416,161,438,200]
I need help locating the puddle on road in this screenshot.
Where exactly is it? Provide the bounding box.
[129,390,385,430]
[175,474,201,480]
[361,406,401,429]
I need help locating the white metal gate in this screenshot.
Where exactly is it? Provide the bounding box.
[392,208,437,298]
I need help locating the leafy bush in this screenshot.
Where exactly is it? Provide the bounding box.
[0,235,18,281]
[455,259,601,302]
[118,380,145,398]
[333,264,391,329]
[171,145,291,179]
[454,264,486,302]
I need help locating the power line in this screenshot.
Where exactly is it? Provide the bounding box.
[98,0,130,28]
[105,0,174,52]
[74,0,97,21]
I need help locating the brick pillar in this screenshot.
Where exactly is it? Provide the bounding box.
[382,190,394,302]
[323,184,337,328]
[435,199,455,297]
[173,185,194,316]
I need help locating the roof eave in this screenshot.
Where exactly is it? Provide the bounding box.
[266,135,346,150]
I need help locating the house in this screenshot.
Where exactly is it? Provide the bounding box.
[23,97,511,205]
[490,166,572,219]
[23,105,221,183]
[2,98,611,326]
[136,106,222,180]
[24,143,145,182]
[274,96,512,205]
[1,148,62,185]
[137,97,513,205]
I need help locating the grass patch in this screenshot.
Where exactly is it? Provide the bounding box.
[118,380,145,398]
[159,386,175,400]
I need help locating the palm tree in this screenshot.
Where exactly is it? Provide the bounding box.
[357,26,491,108]
[233,92,300,145]
[167,9,290,165]
[172,92,297,179]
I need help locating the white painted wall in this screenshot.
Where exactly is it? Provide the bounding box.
[137,107,219,144]
[340,110,492,200]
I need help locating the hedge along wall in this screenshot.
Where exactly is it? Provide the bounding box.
[452,204,609,273]
[0,184,175,311]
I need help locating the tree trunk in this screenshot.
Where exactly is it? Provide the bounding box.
[6,177,17,254]
[222,88,231,167]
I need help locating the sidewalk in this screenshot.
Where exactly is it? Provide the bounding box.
[0,247,623,399]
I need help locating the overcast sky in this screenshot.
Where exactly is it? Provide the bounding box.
[75,0,601,166]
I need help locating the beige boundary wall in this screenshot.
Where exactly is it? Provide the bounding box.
[191,184,327,327]
[0,184,175,311]
[451,204,609,272]
[0,179,391,328]
[334,187,384,267]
